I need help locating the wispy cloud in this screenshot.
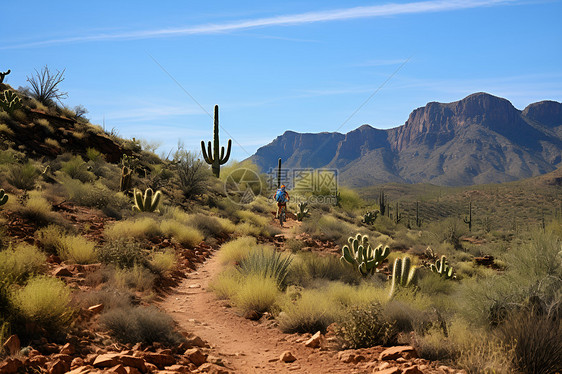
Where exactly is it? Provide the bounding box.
[1,0,517,49]
[355,59,410,67]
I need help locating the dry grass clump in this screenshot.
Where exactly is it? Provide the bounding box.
[160,219,203,247]
[12,275,73,330]
[7,161,38,190]
[34,224,66,254]
[109,264,156,292]
[149,249,177,275]
[278,289,340,333]
[97,239,147,268]
[234,275,280,314]
[16,192,61,225]
[105,217,161,240]
[0,243,45,284]
[56,234,97,264]
[218,236,260,265]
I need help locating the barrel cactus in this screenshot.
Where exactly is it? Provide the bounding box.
[340,234,390,276]
[430,255,454,279]
[132,188,162,213]
[389,256,417,298]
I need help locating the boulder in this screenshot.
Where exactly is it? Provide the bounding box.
[279,351,297,363]
[379,346,417,361]
[93,353,120,368]
[0,358,23,374]
[184,348,207,366]
[53,266,73,277]
[304,331,322,348]
[108,364,127,374]
[197,363,231,373]
[374,367,402,374]
[142,352,175,368]
[403,365,423,374]
[119,355,147,373]
[47,359,70,374]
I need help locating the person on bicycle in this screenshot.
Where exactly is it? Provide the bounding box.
[274,185,290,218]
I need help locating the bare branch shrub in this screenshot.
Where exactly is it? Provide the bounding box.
[26,65,68,106]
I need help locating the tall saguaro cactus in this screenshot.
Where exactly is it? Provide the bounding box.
[201,105,232,178]
[277,158,282,188]
[0,69,10,84]
[379,190,386,216]
[464,201,472,232]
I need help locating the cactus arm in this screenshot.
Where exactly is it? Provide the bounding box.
[133,189,143,211]
[341,245,356,264]
[0,189,8,206]
[219,139,232,165]
[150,190,162,212]
[201,141,212,164]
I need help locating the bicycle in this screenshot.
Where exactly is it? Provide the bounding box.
[278,204,286,227]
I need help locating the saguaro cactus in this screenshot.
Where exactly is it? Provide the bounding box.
[277,158,282,189]
[133,188,162,212]
[430,255,454,279]
[379,190,386,216]
[0,70,10,84]
[394,202,402,224]
[120,165,133,192]
[415,201,422,228]
[463,201,472,232]
[0,189,8,206]
[201,105,232,178]
[341,234,390,276]
[389,256,417,298]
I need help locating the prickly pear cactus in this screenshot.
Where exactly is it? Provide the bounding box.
[362,210,378,225]
[430,255,454,279]
[389,256,417,298]
[296,202,309,221]
[132,188,162,213]
[0,189,8,206]
[0,90,22,114]
[340,234,390,276]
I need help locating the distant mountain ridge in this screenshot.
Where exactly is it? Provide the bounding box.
[249,93,562,187]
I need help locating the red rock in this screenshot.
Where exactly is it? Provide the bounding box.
[185,335,208,348]
[164,364,191,373]
[379,346,417,361]
[304,331,322,348]
[60,342,75,355]
[0,358,23,374]
[119,355,147,373]
[142,352,175,368]
[67,366,93,374]
[2,335,20,356]
[71,357,85,368]
[197,363,231,373]
[184,348,207,366]
[403,365,423,374]
[124,367,142,374]
[108,364,127,374]
[93,353,120,368]
[53,266,73,277]
[52,353,73,363]
[48,359,70,374]
[87,304,104,314]
[280,351,297,363]
[145,362,158,372]
[337,351,364,364]
[375,367,402,374]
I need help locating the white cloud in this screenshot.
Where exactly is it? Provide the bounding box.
[1,0,517,49]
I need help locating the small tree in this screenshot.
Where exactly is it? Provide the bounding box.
[174,149,208,199]
[26,65,68,106]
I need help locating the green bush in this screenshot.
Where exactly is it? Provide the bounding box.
[0,243,44,284]
[288,252,362,286]
[218,236,260,265]
[12,276,73,329]
[100,306,182,344]
[237,247,292,288]
[60,155,94,183]
[105,217,161,240]
[56,235,97,264]
[17,192,59,225]
[109,264,155,292]
[35,224,66,254]
[334,303,397,349]
[149,249,176,275]
[209,268,242,300]
[234,275,280,315]
[7,161,38,190]
[279,289,340,333]
[160,219,203,247]
[97,239,147,268]
[186,213,229,238]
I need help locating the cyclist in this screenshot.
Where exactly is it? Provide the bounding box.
[274,184,290,218]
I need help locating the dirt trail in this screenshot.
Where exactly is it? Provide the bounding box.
[160,218,359,373]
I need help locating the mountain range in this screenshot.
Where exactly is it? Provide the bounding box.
[249,93,562,187]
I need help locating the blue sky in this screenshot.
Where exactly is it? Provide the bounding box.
[1,0,561,161]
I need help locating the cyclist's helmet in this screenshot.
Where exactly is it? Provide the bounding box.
[281,185,286,189]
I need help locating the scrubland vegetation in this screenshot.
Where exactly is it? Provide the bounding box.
[0,73,560,374]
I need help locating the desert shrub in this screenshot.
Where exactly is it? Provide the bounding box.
[0,243,45,284]
[288,253,362,286]
[60,155,94,183]
[323,281,388,308]
[34,224,66,254]
[236,210,269,228]
[411,329,456,362]
[237,247,293,288]
[382,300,435,335]
[149,249,176,275]
[285,238,306,253]
[497,312,562,374]
[105,217,161,241]
[337,187,364,212]
[174,150,209,199]
[160,219,203,247]
[110,264,155,292]
[79,289,135,311]
[334,302,398,348]
[7,161,38,190]
[60,177,129,217]
[26,65,67,106]
[279,289,340,333]
[186,213,228,238]
[35,118,54,133]
[0,123,14,136]
[430,217,467,250]
[218,236,260,265]
[12,276,72,329]
[44,138,59,148]
[234,275,280,314]
[97,239,147,268]
[302,214,353,242]
[417,270,454,295]
[210,268,242,299]
[56,235,97,264]
[85,147,103,162]
[100,306,182,344]
[17,192,60,225]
